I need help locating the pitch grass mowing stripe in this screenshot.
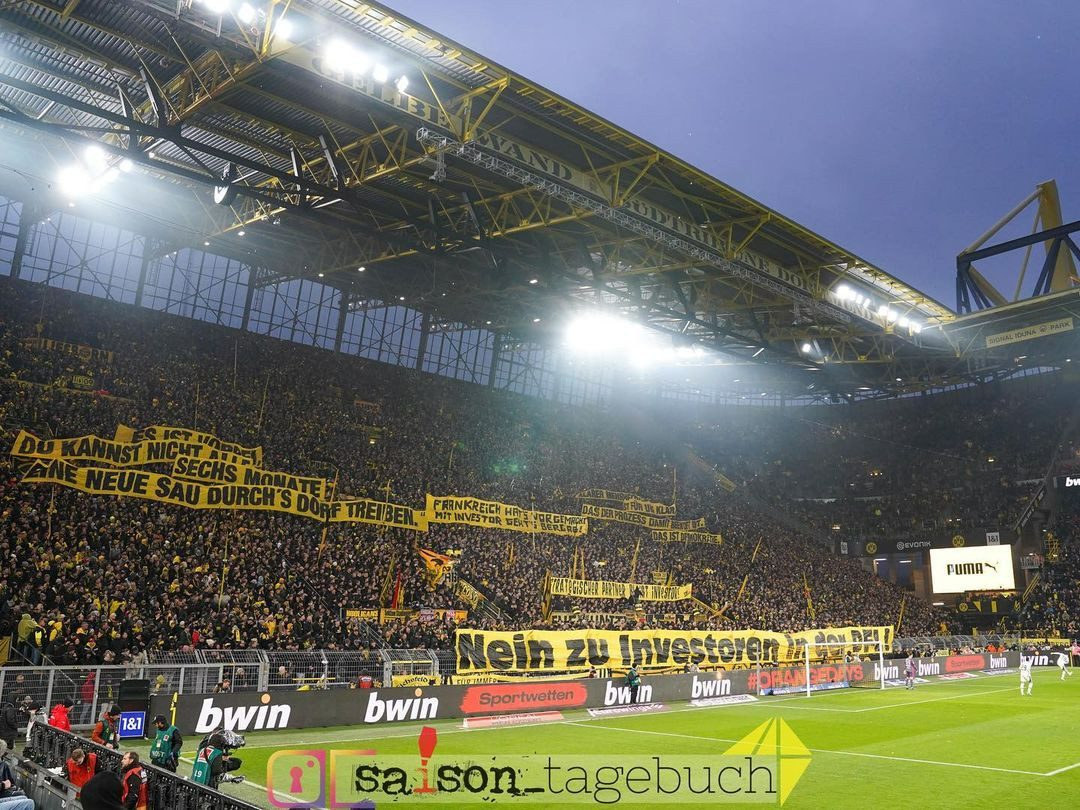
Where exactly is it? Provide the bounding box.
[757,685,1018,713]
[561,720,1049,777]
[130,677,1077,810]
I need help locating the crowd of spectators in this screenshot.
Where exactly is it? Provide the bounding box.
[686,383,1064,544]
[1014,505,1080,638]
[4,275,1057,665]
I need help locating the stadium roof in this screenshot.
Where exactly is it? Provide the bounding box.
[0,0,1075,398]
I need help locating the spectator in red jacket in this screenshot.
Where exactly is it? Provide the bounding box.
[65,747,97,796]
[79,671,97,725]
[48,699,73,731]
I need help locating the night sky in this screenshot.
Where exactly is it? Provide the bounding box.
[387,0,1079,310]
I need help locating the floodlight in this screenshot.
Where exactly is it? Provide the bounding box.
[323,40,354,74]
[395,75,409,93]
[84,144,108,169]
[202,0,230,13]
[57,165,91,198]
[877,304,888,317]
[885,309,898,323]
[897,316,909,329]
[373,63,389,83]
[237,3,255,24]
[119,158,134,173]
[801,342,812,353]
[274,16,293,41]
[674,345,705,360]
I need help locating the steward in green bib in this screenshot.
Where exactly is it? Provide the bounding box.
[191,729,246,789]
[190,744,221,786]
[149,715,182,772]
[625,665,642,704]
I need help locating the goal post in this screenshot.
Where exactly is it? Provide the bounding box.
[751,638,886,696]
[802,639,886,696]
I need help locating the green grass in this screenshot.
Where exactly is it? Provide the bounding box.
[130,672,1080,808]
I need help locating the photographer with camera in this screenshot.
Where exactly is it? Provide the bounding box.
[190,729,245,790]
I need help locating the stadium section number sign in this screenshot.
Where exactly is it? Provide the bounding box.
[929,545,1015,592]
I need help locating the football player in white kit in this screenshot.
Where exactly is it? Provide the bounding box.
[1055,651,1073,680]
[1019,656,1033,695]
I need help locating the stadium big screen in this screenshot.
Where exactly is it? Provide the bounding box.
[929,545,1015,593]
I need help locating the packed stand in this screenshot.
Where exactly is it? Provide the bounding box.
[0,277,964,664]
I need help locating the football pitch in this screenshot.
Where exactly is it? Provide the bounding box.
[137,673,1080,808]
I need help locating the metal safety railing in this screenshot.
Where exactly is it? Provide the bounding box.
[892,633,1018,652]
[2,633,1041,706]
[24,722,260,810]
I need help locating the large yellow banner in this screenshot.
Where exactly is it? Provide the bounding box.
[623,497,676,517]
[20,457,330,520]
[651,529,723,545]
[21,337,114,365]
[11,430,222,468]
[581,503,704,531]
[576,490,676,516]
[124,425,262,465]
[548,577,692,601]
[575,488,637,502]
[455,625,894,672]
[426,495,587,537]
[171,454,330,500]
[19,457,426,530]
[328,498,429,531]
[581,503,673,530]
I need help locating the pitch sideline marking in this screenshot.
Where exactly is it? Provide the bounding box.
[562,720,1049,777]
[176,754,301,805]
[1043,761,1080,777]
[235,676,1014,750]
[851,684,1016,712]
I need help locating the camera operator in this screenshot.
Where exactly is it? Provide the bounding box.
[190,729,245,789]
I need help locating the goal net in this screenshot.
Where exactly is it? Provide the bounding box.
[754,639,886,697]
